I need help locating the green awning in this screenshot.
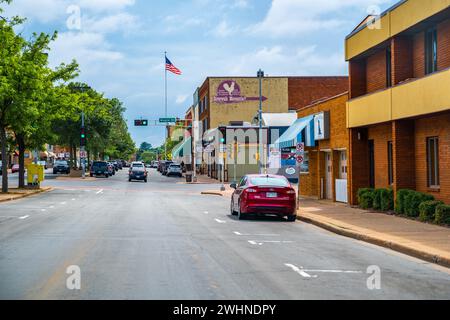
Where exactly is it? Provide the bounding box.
[172,136,192,159]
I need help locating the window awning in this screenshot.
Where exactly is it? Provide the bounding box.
[172,136,192,159]
[274,115,315,149]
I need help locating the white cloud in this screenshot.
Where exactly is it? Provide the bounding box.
[211,20,237,38]
[249,0,395,37]
[175,95,189,105]
[83,13,139,34]
[78,0,135,13]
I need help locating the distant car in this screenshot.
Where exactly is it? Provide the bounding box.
[230,174,297,221]
[107,162,115,176]
[11,164,20,174]
[53,160,70,174]
[37,161,48,169]
[129,164,147,182]
[161,161,173,176]
[166,164,182,177]
[145,164,151,169]
[90,161,110,178]
[151,161,159,169]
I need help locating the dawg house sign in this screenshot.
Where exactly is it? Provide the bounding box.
[213,80,268,104]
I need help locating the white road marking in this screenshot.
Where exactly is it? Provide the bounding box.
[96,189,104,194]
[19,215,30,220]
[71,198,76,201]
[49,205,55,209]
[248,240,294,246]
[60,202,67,205]
[215,218,226,224]
[285,264,314,278]
[234,231,279,237]
[285,263,362,279]
[41,209,47,212]
[204,211,209,214]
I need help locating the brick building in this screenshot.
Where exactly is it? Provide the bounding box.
[297,92,350,203]
[346,0,450,205]
[191,76,348,181]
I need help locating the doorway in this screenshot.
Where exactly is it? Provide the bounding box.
[324,152,332,200]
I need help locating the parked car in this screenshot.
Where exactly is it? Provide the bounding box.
[151,161,159,169]
[167,163,182,177]
[11,164,20,174]
[37,161,48,169]
[230,174,297,221]
[53,160,70,174]
[161,161,173,176]
[107,162,115,176]
[129,164,147,182]
[90,161,110,178]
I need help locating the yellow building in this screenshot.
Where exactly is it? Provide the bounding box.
[346,0,450,204]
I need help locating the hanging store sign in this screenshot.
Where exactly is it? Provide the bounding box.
[314,112,330,141]
[213,80,267,104]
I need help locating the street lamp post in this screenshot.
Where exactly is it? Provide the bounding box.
[257,69,265,174]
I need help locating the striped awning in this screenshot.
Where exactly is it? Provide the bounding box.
[274,115,315,149]
[172,136,192,159]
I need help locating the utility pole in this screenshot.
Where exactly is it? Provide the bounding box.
[257,69,265,174]
[81,112,86,179]
[164,51,168,161]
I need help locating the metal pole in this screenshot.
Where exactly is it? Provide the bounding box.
[165,52,168,161]
[258,69,264,174]
[81,111,85,179]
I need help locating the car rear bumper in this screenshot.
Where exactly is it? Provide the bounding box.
[130,175,147,180]
[243,203,296,216]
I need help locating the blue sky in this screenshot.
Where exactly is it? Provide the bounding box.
[4,0,397,147]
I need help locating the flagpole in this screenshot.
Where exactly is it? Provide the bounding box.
[164,51,168,160]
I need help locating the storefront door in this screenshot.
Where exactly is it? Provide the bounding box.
[336,151,348,203]
[325,152,332,200]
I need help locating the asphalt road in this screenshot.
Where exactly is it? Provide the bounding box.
[0,169,449,300]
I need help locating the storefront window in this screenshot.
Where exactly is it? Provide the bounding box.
[300,152,309,174]
[427,137,440,187]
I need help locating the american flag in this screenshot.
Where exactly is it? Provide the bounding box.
[165,57,182,75]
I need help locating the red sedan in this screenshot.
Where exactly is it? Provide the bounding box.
[230,174,297,221]
[11,164,20,174]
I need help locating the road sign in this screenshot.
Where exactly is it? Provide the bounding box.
[296,155,304,164]
[296,143,305,153]
[80,151,87,159]
[159,118,176,123]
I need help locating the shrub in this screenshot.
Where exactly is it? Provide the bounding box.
[360,192,374,210]
[358,188,374,203]
[404,191,435,218]
[435,204,450,225]
[380,189,394,211]
[395,189,415,214]
[372,189,382,210]
[419,201,443,222]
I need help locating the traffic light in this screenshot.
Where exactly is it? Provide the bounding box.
[80,127,86,146]
[135,120,149,127]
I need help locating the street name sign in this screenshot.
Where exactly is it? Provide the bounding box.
[159,118,176,123]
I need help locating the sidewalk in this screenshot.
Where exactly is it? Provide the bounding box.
[179,174,225,185]
[298,198,450,268]
[0,187,53,203]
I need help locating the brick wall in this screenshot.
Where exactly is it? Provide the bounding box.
[392,36,413,85]
[413,31,425,78]
[288,77,348,111]
[415,112,450,204]
[393,120,416,192]
[349,59,366,99]
[438,19,450,71]
[349,128,370,205]
[368,123,392,189]
[366,49,387,93]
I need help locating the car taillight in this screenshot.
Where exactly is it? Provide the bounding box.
[246,188,257,193]
[286,190,296,195]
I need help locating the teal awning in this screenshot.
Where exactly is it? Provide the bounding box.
[274,115,315,149]
[172,136,192,158]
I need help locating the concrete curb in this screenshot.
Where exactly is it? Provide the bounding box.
[298,215,450,269]
[0,187,54,203]
[201,191,224,196]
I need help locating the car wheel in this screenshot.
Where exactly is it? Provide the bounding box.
[238,201,246,220]
[230,200,237,216]
[287,215,297,222]
[129,178,132,182]
[144,179,148,183]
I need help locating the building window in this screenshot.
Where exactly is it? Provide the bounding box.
[388,141,394,185]
[386,46,392,87]
[204,95,208,111]
[427,137,440,188]
[425,27,438,75]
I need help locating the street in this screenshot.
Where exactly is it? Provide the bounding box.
[1,169,449,300]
